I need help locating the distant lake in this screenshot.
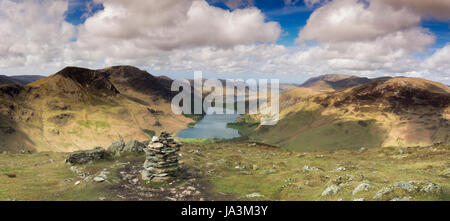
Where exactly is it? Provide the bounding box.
[177,108,241,139]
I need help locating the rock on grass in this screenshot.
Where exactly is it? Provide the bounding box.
[321,185,340,197]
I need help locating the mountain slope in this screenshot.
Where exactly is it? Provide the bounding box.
[236,77,450,151]
[300,74,391,92]
[0,66,191,153]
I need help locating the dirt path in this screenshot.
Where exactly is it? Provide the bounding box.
[108,163,235,201]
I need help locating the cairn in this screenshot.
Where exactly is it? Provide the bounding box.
[142,132,181,182]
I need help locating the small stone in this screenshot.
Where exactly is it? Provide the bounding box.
[150,142,164,149]
[5,173,16,178]
[353,198,365,201]
[352,183,374,195]
[421,183,441,193]
[302,165,319,173]
[93,177,105,182]
[246,193,264,198]
[335,166,346,171]
[151,136,160,142]
[391,196,411,201]
[373,187,393,199]
[98,197,106,201]
[74,181,81,185]
[321,185,340,196]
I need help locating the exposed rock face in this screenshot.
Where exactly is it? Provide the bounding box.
[142,132,182,182]
[66,147,106,165]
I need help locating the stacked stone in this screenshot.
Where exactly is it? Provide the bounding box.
[142,132,181,182]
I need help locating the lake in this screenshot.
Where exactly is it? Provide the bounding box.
[177,108,241,139]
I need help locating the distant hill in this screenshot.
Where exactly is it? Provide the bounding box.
[236,77,450,151]
[300,74,391,92]
[8,75,45,85]
[0,66,191,153]
[0,75,45,85]
[0,75,18,85]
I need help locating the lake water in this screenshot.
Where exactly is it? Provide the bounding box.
[177,108,241,139]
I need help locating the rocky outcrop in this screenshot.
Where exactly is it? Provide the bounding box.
[123,140,146,153]
[142,132,182,182]
[65,147,107,165]
[107,139,145,156]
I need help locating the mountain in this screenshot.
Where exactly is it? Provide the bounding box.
[8,75,45,85]
[0,66,192,153]
[0,75,18,85]
[0,75,45,85]
[300,74,391,92]
[235,77,450,151]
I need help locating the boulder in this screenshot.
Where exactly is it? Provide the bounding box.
[65,147,106,165]
[123,140,146,153]
[393,181,418,192]
[107,139,125,155]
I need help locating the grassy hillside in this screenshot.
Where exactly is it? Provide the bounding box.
[1,141,448,201]
[0,66,192,153]
[233,77,450,151]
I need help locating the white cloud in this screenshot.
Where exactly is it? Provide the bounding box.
[297,0,422,43]
[303,0,330,8]
[422,44,450,81]
[0,0,76,69]
[0,0,448,85]
[76,0,280,51]
[381,0,450,20]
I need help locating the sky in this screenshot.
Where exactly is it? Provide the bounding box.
[0,0,449,84]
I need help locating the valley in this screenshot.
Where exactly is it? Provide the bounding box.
[0,66,448,201]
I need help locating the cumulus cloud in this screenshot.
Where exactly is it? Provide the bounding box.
[303,0,330,8]
[297,0,423,43]
[0,0,76,69]
[288,0,443,81]
[0,0,448,84]
[75,0,280,51]
[422,44,450,80]
[381,0,450,20]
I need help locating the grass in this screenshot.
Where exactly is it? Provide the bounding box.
[180,142,450,201]
[77,120,111,130]
[0,142,448,201]
[230,110,387,152]
[142,129,156,138]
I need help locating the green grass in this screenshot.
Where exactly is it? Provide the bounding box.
[231,111,386,152]
[181,142,450,201]
[142,129,155,138]
[0,142,448,201]
[77,120,111,130]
